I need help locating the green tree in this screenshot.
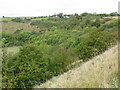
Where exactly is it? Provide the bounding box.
[110,12,119,16]
[11,18,23,22]
[57,13,64,18]
[93,18,101,28]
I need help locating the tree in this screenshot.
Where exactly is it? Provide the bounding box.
[81,12,89,16]
[74,13,80,20]
[93,18,101,28]
[2,16,5,18]
[11,18,23,22]
[57,13,64,18]
[110,12,119,16]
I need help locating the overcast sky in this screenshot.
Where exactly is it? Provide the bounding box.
[0,0,119,17]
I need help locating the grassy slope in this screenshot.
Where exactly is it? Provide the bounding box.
[103,17,118,25]
[1,22,40,33]
[1,17,48,34]
[35,45,118,88]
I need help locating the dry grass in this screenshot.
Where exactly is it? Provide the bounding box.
[1,21,40,33]
[34,45,118,88]
[1,46,20,55]
[103,16,118,19]
[5,46,20,54]
[102,16,118,25]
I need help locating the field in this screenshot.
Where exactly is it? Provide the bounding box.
[1,17,48,33]
[1,21,40,33]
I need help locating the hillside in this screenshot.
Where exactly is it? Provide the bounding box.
[1,22,40,33]
[35,45,118,88]
[2,14,118,88]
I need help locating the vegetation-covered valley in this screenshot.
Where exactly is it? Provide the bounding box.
[1,12,119,88]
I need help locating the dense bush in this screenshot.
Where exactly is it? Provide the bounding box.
[103,20,118,28]
[1,32,37,47]
[48,47,76,75]
[2,44,44,88]
[74,29,118,61]
[1,33,13,47]
[11,18,23,22]
[30,15,101,31]
[2,44,77,88]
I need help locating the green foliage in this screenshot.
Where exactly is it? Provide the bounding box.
[108,72,118,88]
[57,13,64,18]
[24,18,31,21]
[103,20,118,28]
[2,38,9,47]
[2,14,118,88]
[93,18,101,28]
[50,26,57,31]
[110,12,119,16]
[30,15,83,30]
[48,47,76,75]
[1,33,13,47]
[11,18,23,22]
[74,29,117,61]
[1,32,37,47]
[2,44,76,88]
[2,44,47,88]
[81,12,89,16]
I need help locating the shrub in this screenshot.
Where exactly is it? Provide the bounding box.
[11,18,23,22]
[1,33,13,47]
[2,38,9,47]
[48,47,76,75]
[2,44,48,88]
[74,29,117,61]
[2,44,77,88]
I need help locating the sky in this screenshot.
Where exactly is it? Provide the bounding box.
[0,0,119,17]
